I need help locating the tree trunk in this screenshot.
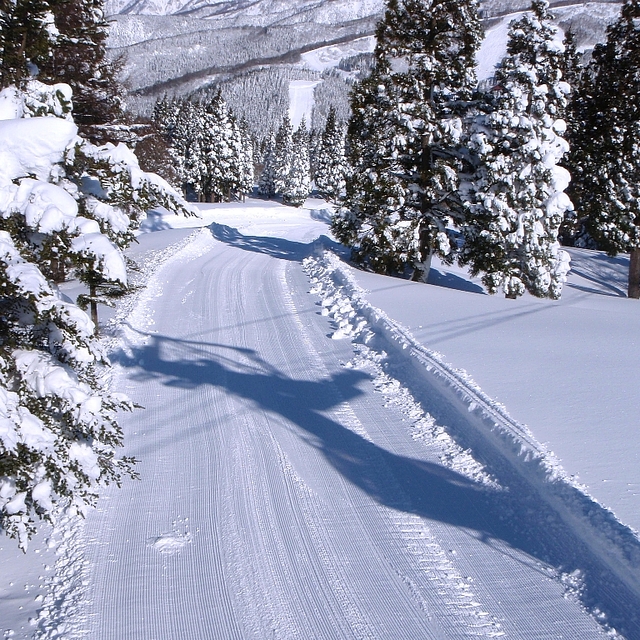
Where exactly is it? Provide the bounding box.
[411,250,433,283]
[90,284,99,334]
[412,222,433,283]
[628,248,640,299]
[49,258,66,283]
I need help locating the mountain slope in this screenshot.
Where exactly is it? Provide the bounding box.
[108,0,622,130]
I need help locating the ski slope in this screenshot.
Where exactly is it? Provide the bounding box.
[288,80,322,129]
[2,200,640,639]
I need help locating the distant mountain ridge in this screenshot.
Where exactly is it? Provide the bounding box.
[106,0,385,22]
[107,0,622,133]
[105,0,621,20]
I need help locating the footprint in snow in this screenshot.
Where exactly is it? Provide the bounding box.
[148,532,192,555]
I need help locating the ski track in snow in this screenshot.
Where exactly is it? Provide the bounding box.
[30,229,208,640]
[31,221,640,639]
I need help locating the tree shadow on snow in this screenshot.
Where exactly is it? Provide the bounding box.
[209,222,483,295]
[113,331,640,638]
[566,250,628,298]
[138,210,173,233]
[427,267,485,294]
[209,222,342,262]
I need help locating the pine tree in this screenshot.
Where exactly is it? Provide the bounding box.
[153,95,180,140]
[148,96,183,188]
[237,118,255,200]
[334,63,411,274]
[168,99,207,201]
[560,29,582,88]
[334,0,483,280]
[566,0,640,297]
[155,93,253,203]
[258,131,277,198]
[41,0,124,138]
[203,90,242,202]
[461,0,572,299]
[283,116,311,207]
[314,106,347,203]
[0,0,56,87]
[308,127,322,182]
[0,82,192,548]
[273,114,293,196]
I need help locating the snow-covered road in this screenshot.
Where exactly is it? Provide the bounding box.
[4,202,638,639]
[54,205,636,639]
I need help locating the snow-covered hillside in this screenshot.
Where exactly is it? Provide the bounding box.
[108,0,622,128]
[2,199,639,639]
[105,0,384,20]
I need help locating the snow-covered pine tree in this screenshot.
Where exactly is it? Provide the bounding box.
[308,127,322,183]
[334,0,483,281]
[225,110,247,201]
[566,0,640,297]
[41,0,124,140]
[461,0,572,299]
[169,99,207,201]
[560,29,582,88]
[314,106,347,203]
[153,96,180,141]
[283,116,311,207]
[273,114,293,196]
[0,0,56,87]
[70,131,192,323]
[237,118,255,200]
[0,81,192,548]
[258,131,277,198]
[333,61,411,275]
[202,90,236,202]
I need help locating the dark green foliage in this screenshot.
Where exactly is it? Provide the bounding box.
[334,63,411,275]
[334,0,483,280]
[0,0,55,87]
[566,0,640,295]
[42,0,124,132]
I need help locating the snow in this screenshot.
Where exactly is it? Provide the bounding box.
[3,198,639,638]
[476,15,519,81]
[0,117,77,185]
[288,79,322,129]
[476,13,566,81]
[301,36,376,72]
[16,180,79,233]
[0,87,23,120]
[71,232,128,284]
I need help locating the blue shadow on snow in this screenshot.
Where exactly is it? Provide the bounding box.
[113,330,640,639]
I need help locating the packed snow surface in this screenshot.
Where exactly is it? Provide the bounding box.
[301,36,376,72]
[1,199,640,639]
[288,80,322,129]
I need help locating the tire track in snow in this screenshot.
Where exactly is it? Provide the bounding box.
[219,257,386,639]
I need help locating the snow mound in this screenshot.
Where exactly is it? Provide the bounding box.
[0,117,77,185]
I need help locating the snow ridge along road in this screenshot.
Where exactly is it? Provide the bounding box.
[43,206,638,639]
[304,248,640,638]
